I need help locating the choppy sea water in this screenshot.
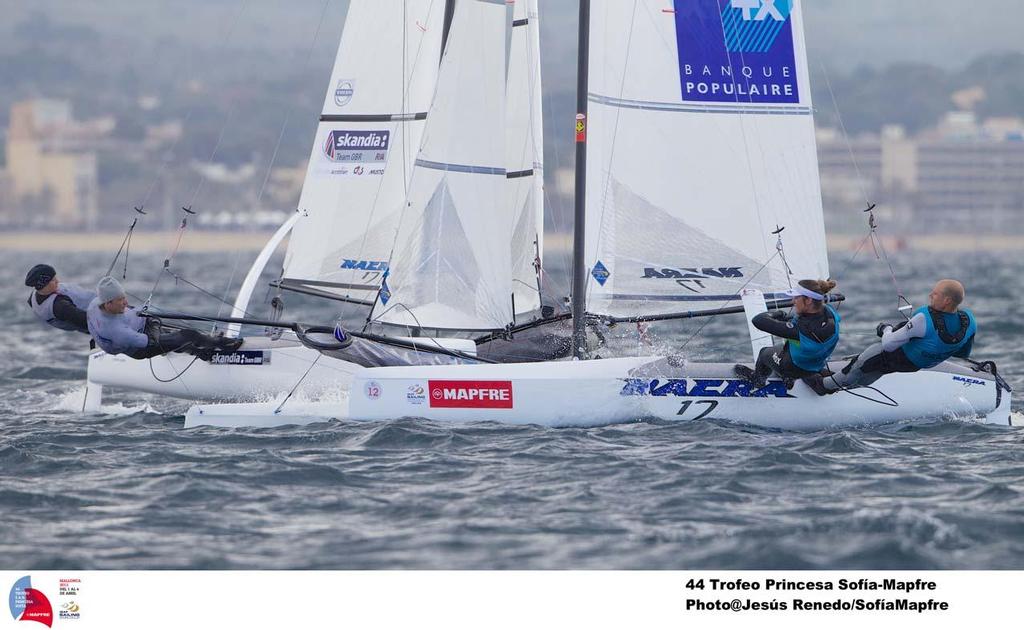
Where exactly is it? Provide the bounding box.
[1,247,1022,569]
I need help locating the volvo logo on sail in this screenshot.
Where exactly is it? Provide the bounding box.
[672,0,799,104]
[334,79,354,107]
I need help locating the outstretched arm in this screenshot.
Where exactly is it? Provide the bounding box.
[881,312,927,352]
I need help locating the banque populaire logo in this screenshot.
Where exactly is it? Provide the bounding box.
[8,576,53,627]
[673,0,799,104]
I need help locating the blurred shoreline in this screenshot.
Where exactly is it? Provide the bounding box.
[2,230,1022,254]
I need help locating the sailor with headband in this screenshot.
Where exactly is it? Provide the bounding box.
[734,279,841,392]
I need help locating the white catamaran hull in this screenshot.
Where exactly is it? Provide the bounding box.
[182,355,1012,430]
[86,341,359,406]
[341,357,1012,431]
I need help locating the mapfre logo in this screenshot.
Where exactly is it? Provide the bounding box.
[428,380,513,409]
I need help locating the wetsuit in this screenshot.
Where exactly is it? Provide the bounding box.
[743,306,840,384]
[27,283,95,333]
[827,306,975,391]
[86,299,241,360]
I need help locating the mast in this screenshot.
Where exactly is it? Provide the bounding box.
[571,0,590,359]
[441,0,456,61]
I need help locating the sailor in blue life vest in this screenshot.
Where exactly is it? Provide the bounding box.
[734,279,840,391]
[24,263,95,334]
[86,276,244,361]
[813,279,976,394]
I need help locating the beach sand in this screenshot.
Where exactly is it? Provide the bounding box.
[1,230,1021,254]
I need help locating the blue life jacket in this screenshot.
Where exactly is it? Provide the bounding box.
[788,305,841,372]
[902,306,976,369]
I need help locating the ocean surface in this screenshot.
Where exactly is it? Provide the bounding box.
[1,247,1022,569]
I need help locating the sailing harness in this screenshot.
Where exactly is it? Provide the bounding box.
[931,307,971,345]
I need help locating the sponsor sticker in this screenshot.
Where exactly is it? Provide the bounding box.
[406,383,427,405]
[620,377,794,398]
[322,130,390,176]
[334,79,354,107]
[673,0,799,104]
[591,260,610,286]
[428,380,514,409]
[953,375,986,387]
[209,350,270,366]
[340,259,389,272]
[364,380,382,400]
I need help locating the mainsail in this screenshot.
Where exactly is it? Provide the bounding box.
[374,0,514,332]
[281,0,444,303]
[583,0,828,319]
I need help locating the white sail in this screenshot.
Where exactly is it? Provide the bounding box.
[281,0,444,302]
[506,0,545,317]
[584,0,828,318]
[374,0,512,331]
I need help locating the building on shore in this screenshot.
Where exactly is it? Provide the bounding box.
[817,112,1024,235]
[1,99,100,228]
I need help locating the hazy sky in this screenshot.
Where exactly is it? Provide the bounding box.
[4,0,1022,79]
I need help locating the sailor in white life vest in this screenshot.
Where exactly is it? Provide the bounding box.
[24,263,95,334]
[86,276,243,361]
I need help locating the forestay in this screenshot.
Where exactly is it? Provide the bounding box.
[584,0,828,318]
[506,0,545,318]
[375,0,513,332]
[281,0,444,302]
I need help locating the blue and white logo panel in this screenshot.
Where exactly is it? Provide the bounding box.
[323,130,390,163]
[591,261,611,286]
[673,0,799,104]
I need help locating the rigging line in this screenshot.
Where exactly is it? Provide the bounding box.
[145,216,190,304]
[870,228,909,315]
[826,373,900,407]
[675,249,781,353]
[367,301,475,352]
[729,32,774,264]
[161,267,258,319]
[274,353,323,414]
[819,61,871,207]
[347,0,440,325]
[157,351,206,413]
[148,355,201,384]
[521,1,546,297]
[832,231,871,284]
[136,0,245,209]
[215,0,334,328]
[186,0,252,210]
[121,223,134,280]
[145,1,252,305]
[585,0,640,307]
[540,85,572,277]
[214,253,244,332]
[105,217,138,278]
[139,108,196,210]
[376,2,448,320]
